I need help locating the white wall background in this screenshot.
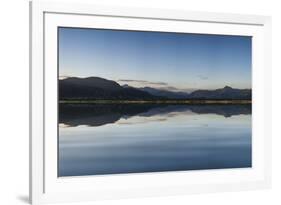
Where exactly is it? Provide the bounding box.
[0,0,279,204]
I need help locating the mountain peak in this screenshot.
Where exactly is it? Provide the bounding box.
[223,86,233,90]
[122,84,130,88]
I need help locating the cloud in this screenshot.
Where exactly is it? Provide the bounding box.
[59,75,72,80]
[160,86,196,93]
[118,79,197,93]
[149,82,168,86]
[197,75,208,80]
[118,79,168,86]
[118,79,148,83]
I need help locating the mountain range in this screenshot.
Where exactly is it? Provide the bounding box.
[59,77,156,100]
[59,77,251,100]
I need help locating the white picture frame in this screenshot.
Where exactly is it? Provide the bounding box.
[30,1,272,204]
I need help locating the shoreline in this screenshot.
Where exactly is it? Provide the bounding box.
[59,100,252,105]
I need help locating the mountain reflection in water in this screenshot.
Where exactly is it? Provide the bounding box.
[58,104,251,177]
[59,104,251,127]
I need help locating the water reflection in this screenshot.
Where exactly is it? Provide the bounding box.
[59,104,251,127]
[59,104,252,177]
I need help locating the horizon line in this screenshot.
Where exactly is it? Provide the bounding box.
[58,75,252,92]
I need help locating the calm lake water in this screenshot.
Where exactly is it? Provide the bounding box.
[58,104,252,177]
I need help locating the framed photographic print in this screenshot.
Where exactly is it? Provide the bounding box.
[30,1,271,204]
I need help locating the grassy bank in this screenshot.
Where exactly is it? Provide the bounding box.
[59,99,251,104]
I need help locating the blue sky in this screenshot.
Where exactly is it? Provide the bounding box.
[59,27,251,91]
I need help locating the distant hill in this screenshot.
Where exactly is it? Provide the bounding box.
[59,77,251,100]
[188,86,251,100]
[59,77,156,100]
[138,87,189,99]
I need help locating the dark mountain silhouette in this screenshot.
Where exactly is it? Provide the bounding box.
[59,77,251,100]
[188,86,251,100]
[59,77,157,100]
[139,87,189,99]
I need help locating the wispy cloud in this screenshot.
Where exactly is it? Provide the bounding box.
[160,86,196,93]
[149,82,168,86]
[118,79,147,83]
[197,75,209,80]
[59,75,72,80]
[118,79,196,93]
[118,79,168,86]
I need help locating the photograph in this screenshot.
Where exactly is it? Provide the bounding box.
[58,27,252,177]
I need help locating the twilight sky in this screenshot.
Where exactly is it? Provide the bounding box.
[59,27,251,92]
